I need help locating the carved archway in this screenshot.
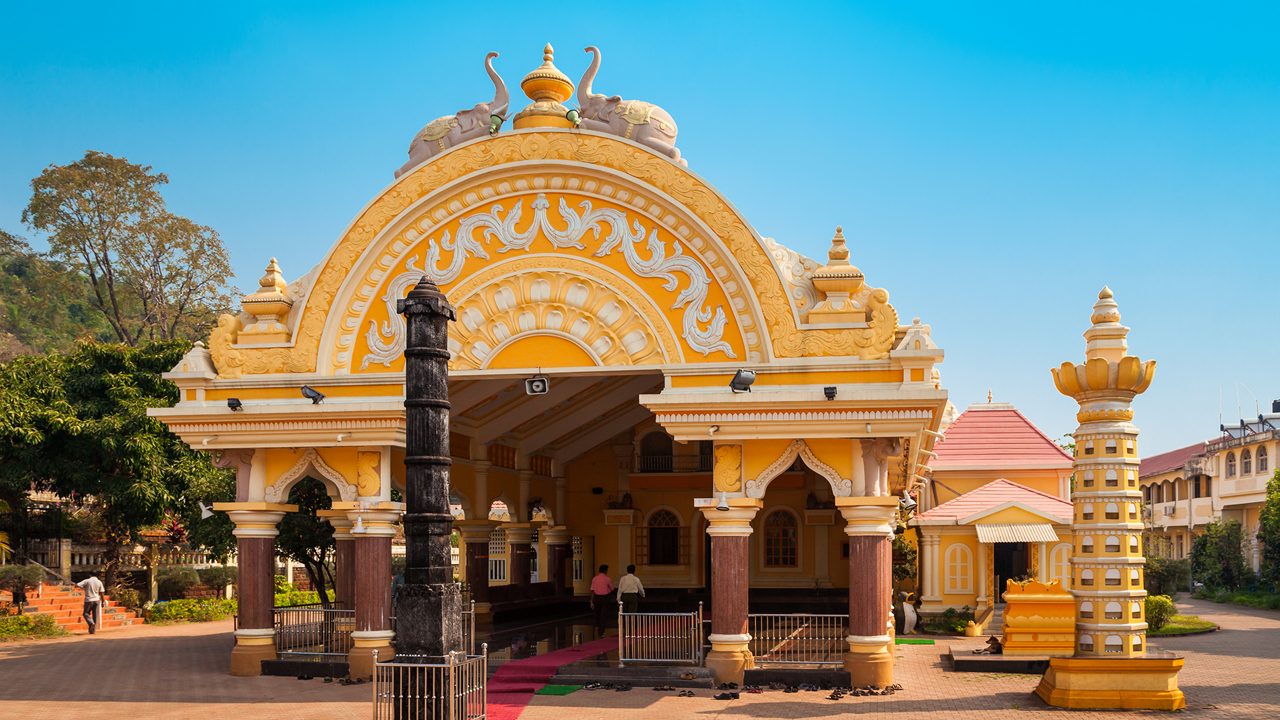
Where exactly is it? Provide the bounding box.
[264,448,358,503]
[744,439,852,499]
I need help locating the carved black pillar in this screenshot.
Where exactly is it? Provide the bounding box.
[396,277,462,662]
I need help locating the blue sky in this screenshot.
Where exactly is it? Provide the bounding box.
[1,2,1277,452]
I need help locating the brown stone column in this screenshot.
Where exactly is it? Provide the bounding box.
[217,503,296,677]
[837,496,899,688]
[506,523,534,587]
[319,511,355,609]
[542,526,571,595]
[455,520,494,621]
[339,503,403,679]
[699,498,761,686]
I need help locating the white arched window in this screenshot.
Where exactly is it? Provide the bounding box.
[1129,535,1140,553]
[1242,449,1253,475]
[1079,635,1094,652]
[1082,503,1095,520]
[1081,536,1094,554]
[1050,543,1072,587]
[1105,601,1123,619]
[763,509,799,568]
[1080,601,1094,618]
[1131,600,1143,619]
[945,544,973,594]
[1105,502,1120,520]
[641,509,683,566]
[1083,470,1095,488]
[1130,568,1141,586]
[1127,469,1137,487]
[1105,536,1121,553]
[1105,569,1121,586]
[1226,452,1237,477]
[1105,469,1119,487]
[1260,446,1270,473]
[1080,569,1094,586]
[1105,635,1124,653]
[1133,636,1143,652]
[1129,503,1140,520]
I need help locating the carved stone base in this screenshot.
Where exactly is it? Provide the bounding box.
[1035,655,1185,710]
[229,640,276,677]
[843,637,893,688]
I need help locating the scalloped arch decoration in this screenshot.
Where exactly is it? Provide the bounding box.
[744,439,853,499]
[264,448,358,504]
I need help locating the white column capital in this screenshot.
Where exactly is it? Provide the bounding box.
[698,498,762,536]
[333,501,404,537]
[836,496,899,537]
[216,502,296,539]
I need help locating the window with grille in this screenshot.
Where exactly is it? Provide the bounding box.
[1226,452,1237,477]
[1243,449,1253,475]
[763,510,799,568]
[1259,446,1269,473]
[635,509,686,565]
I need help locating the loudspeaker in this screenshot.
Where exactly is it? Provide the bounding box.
[525,376,550,395]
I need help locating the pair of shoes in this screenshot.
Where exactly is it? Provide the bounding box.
[713,692,739,701]
[743,685,763,694]
[826,689,846,700]
[677,690,695,697]
[652,685,675,691]
[615,684,632,692]
[784,686,799,694]
[718,682,739,690]
[889,683,903,691]
[584,682,605,690]
[799,683,818,692]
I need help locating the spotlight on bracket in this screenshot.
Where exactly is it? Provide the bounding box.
[227,398,243,412]
[301,385,325,404]
[823,386,837,401]
[525,376,550,395]
[199,502,214,520]
[729,369,756,393]
[716,492,731,512]
[900,489,917,512]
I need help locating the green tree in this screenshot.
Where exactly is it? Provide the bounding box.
[22,151,234,345]
[0,340,230,587]
[0,229,111,360]
[1258,469,1280,590]
[276,478,336,608]
[1191,520,1251,591]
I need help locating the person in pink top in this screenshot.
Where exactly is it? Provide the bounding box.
[589,565,614,636]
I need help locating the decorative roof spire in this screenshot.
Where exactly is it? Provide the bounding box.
[806,226,868,324]
[1084,285,1128,362]
[257,257,287,295]
[238,257,294,345]
[513,43,575,129]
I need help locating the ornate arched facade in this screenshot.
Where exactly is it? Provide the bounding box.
[151,45,948,686]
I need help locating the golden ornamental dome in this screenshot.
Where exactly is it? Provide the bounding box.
[513,44,576,129]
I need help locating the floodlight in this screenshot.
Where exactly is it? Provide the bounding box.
[301,386,325,404]
[227,398,243,411]
[729,369,756,393]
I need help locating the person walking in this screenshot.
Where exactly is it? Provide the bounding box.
[589,564,614,636]
[76,574,105,635]
[618,564,645,613]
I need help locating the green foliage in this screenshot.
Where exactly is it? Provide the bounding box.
[1144,594,1176,631]
[892,533,917,583]
[922,606,973,634]
[0,612,66,640]
[110,586,142,611]
[146,598,237,623]
[22,151,234,345]
[157,567,199,600]
[1258,469,1280,591]
[0,341,235,584]
[0,230,111,361]
[1149,614,1216,636]
[273,574,292,593]
[274,589,334,607]
[1144,556,1191,596]
[276,478,335,607]
[197,566,237,588]
[0,564,43,594]
[1195,588,1280,610]
[1191,520,1252,591]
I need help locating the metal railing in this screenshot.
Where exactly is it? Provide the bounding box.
[274,605,356,657]
[372,647,487,720]
[635,454,713,473]
[618,601,703,666]
[461,600,475,655]
[748,613,848,666]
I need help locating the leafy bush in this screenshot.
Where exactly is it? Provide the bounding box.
[922,606,973,634]
[1145,594,1176,632]
[1145,557,1191,596]
[197,566,237,588]
[273,589,335,607]
[146,598,237,623]
[274,574,292,593]
[157,567,200,600]
[0,613,67,640]
[0,565,44,595]
[1202,589,1280,611]
[110,586,142,610]
[1191,521,1251,590]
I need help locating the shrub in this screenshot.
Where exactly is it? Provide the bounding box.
[157,567,200,600]
[1191,521,1250,590]
[0,565,44,595]
[110,586,142,611]
[1145,557,1191,596]
[274,574,292,593]
[197,566,237,589]
[273,588,335,607]
[146,598,238,623]
[0,613,67,640]
[922,605,973,634]
[1145,595,1176,632]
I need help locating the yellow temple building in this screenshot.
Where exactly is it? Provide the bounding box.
[150,45,949,686]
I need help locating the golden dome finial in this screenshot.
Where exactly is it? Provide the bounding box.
[1099,285,1113,300]
[514,42,575,129]
[257,257,287,294]
[827,226,850,265]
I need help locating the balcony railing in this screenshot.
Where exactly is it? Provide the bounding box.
[635,454,712,473]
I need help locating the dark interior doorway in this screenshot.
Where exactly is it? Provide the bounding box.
[993,542,1029,603]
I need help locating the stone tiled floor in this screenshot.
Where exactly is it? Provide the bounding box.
[0,598,1276,719]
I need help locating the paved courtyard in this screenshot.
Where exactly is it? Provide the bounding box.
[0,598,1276,719]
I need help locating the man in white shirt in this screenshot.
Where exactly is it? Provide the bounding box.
[76,575,105,634]
[618,565,645,613]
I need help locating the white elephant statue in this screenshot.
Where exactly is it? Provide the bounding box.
[574,46,685,166]
[396,52,509,178]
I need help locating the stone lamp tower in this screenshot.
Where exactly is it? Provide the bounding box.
[1035,288,1185,711]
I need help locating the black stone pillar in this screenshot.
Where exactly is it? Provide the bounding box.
[396,278,463,662]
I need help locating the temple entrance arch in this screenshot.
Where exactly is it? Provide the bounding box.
[744,439,858,499]
[264,448,358,503]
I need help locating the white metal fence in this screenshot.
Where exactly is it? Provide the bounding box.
[617,602,703,667]
[274,606,356,657]
[747,613,848,666]
[372,648,487,720]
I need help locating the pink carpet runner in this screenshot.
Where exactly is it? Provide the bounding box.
[487,636,617,720]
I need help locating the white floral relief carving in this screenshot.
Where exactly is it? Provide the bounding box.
[360,193,734,368]
[744,439,852,499]
[761,236,821,314]
[265,448,358,503]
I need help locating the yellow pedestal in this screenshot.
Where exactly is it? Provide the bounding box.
[1001,580,1076,657]
[229,640,276,676]
[1035,655,1186,710]
[705,636,754,686]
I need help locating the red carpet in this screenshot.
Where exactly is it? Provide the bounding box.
[487,636,617,720]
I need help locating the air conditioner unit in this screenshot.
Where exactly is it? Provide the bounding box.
[1163,506,1175,516]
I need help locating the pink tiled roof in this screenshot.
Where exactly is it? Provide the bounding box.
[932,404,1073,470]
[913,478,1072,525]
[1139,441,1206,479]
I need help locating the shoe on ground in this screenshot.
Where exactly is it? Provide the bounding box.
[713,692,739,701]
